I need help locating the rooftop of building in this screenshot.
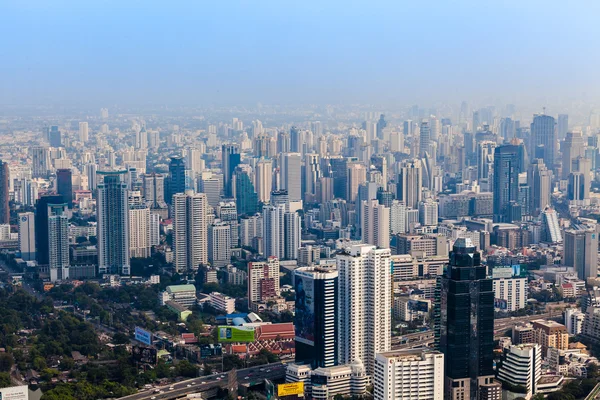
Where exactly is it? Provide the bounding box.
[377,349,442,361]
[166,284,197,293]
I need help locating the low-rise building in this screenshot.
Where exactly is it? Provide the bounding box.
[159,284,197,307]
[208,292,236,314]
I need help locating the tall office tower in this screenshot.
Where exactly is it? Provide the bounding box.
[376,189,394,209]
[248,257,281,307]
[253,134,271,158]
[97,171,131,275]
[277,131,291,153]
[390,200,406,235]
[419,121,431,157]
[198,175,223,208]
[476,141,496,187]
[142,173,166,207]
[280,152,302,201]
[86,163,98,190]
[541,206,562,243]
[233,165,259,215]
[500,117,516,139]
[497,344,541,399]
[376,114,387,140]
[530,114,556,170]
[0,161,8,224]
[149,213,160,246]
[527,159,552,215]
[35,195,64,265]
[32,146,50,178]
[304,153,321,203]
[78,121,89,143]
[294,266,338,369]
[492,145,520,222]
[185,147,204,175]
[435,238,494,400]
[374,350,444,400]
[397,159,423,209]
[168,156,186,203]
[290,126,301,153]
[389,131,404,153]
[263,204,286,259]
[330,157,348,200]
[564,228,598,280]
[568,157,591,206]
[254,159,272,203]
[136,127,148,149]
[337,245,391,375]
[562,131,586,179]
[48,203,69,282]
[216,201,238,247]
[56,168,73,207]
[172,191,208,273]
[208,221,231,268]
[49,126,62,147]
[361,200,390,248]
[284,211,302,260]
[18,212,36,261]
[129,198,151,259]
[222,144,241,198]
[419,199,439,226]
[558,114,569,140]
[346,162,367,203]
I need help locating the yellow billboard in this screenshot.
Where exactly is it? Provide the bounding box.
[277,382,304,396]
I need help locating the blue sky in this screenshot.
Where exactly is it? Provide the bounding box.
[1,0,599,107]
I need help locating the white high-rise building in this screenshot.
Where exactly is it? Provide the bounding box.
[398,160,422,209]
[48,204,69,282]
[97,171,130,275]
[418,200,439,226]
[248,257,280,307]
[208,221,231,268]
[18,212,36,261]
[337,244,391,375]
[280,152,302,201]
[149,212,160,246]
[129,200,151,259]
[263,204,286,259]
[361,200,390,248]
[240,214,263,248]
[172,191,208,273]
[390,200,406,235]
[374,349,444,400]
[79,121,89,143]
[255,159,273,203]
[493,277,528,312]
[304,153,321,203]
[497,344,542,399]
[284,211,302,260]
[564,308,585,335]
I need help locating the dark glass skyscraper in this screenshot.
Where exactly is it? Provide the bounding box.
[0,160,9,224]
[531,114,556,171]
[56,168,73,208]
[49,126,62,147]
[234,166,258,215]
[35,194,64,265]
[435,238,495,400]
[168,156,186,203]
[492,145,520,222]
[222,144,240,198]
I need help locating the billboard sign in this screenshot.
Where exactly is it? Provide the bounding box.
[0,385,29,400]
[294,272,315,346]
[132,346,157,364]
[217,326,255,343]
[407,299,429,313]
[277,382,304,397]
[135,326,152,345]
[494,298,508,310]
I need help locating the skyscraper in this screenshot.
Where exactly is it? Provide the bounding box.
[280,153,302,202]
[346,162,367,203]
[527,159,552,215]
[56,168,73,207]
[32,146,50,178]
[172,191,208,273]
[263,204,286,260]
[435,238,495,400]
[48,203,69,282]
[284,211,301,260]
[222,144,241,198]
[79,121,89,143]
[255,159,273,203]
[208,221,231,268]
[168,156,186,203]
[361,200,390,248]
[304,153,321,203]
[561,131,585,179]
[97,171,130,275]
[142,173,166,208]
[233,165,259,215]
[397,159,422,209]
[248,257,280,307]
[0,161,8,224]
[49,126,62,147]
[129,193,151,259]
[290,126,301,153]
[419,121,431,157]
[558,114,569,140]
[492,145,520,222]
[337,244,391,375]
[18,212,35,261]
[35,194,64,265]
[563,228,598,280]
[530,114,556,171]
[294,266,338,369]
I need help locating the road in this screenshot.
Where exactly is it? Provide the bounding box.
[118,362,286,400]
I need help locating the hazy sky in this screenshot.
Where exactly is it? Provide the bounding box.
[2,0,600,108]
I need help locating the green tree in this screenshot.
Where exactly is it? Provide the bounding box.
[0,353,14,372]
[0,372,12,388]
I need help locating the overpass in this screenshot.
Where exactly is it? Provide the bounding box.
[118,362,286,400]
